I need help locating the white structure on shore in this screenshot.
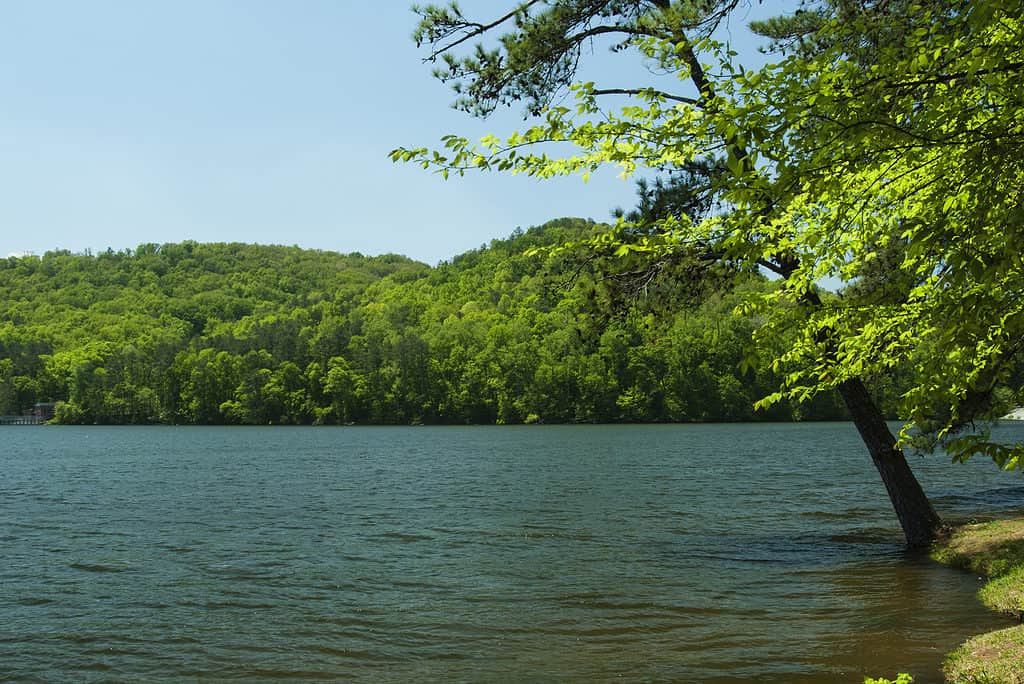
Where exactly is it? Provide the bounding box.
[1001,407,1024,420]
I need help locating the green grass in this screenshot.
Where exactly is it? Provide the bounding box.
[932,518,1024,683]
[979,566,1024,617]
[932,519,1024,579]
[943,625,1024,684]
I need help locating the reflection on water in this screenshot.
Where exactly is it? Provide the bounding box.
[1,423,1021,682]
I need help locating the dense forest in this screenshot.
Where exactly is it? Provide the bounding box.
[0,218,860,425]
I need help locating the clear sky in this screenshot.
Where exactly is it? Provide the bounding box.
[1,1,774,265]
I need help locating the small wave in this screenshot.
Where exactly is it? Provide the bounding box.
[376,531,435,542]
[685,550,786,564]
[16,596,53,606]
[31,495,68,504]
[72,529,133,538]
[69,561,130,573]
[205,600,278,609]
[800,507,878,520]
[307,644,395,661]
[77,661,113,671]
[203,563,292,580]
[59,633,108,645]
[826,529,902,546]
[164,545,196,553]
[337,553,376,563]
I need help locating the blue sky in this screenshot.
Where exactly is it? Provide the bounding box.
[1,1,775,265]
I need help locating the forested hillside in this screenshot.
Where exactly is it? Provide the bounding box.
[0,218,851,424]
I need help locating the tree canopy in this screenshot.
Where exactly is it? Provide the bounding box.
[395,0,1024,544]
[396,0,1023,465]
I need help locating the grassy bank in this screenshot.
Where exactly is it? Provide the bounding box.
[931,517,1024,683]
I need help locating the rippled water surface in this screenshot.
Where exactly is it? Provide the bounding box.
[3,423,1023,682]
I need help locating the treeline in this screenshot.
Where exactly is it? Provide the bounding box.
[0,219,854,425]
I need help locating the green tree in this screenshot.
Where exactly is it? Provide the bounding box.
[175,348,243,424]
[396,0,1024,545]
[320,356,367,423]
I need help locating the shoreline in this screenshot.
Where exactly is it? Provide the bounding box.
[931,517,1024,683]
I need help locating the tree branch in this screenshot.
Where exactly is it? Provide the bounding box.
[418,0,546,61]
[853,61,1024,95]
[590,88,699,106]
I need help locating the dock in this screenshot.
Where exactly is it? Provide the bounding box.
[0,415,48,425]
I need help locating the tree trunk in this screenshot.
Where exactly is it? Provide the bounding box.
[837,378,945,547]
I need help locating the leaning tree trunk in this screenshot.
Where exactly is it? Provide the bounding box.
[669,29,945,547]
[837,378,944,547]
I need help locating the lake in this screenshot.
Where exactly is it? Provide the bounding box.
[2,423,1022,682]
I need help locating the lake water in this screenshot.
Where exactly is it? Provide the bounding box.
[2,423,1023,682]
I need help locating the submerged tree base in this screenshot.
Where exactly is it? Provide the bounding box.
[932,518,1024,683]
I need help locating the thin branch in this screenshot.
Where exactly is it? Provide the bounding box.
[421,0,546,61]
[590,88,700,106]
[853,61,1024,95]
[566,23,663,43]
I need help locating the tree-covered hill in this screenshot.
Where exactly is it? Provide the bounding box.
[0,219,847,424]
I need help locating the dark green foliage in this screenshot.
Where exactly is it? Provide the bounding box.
[0,223,848,425]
